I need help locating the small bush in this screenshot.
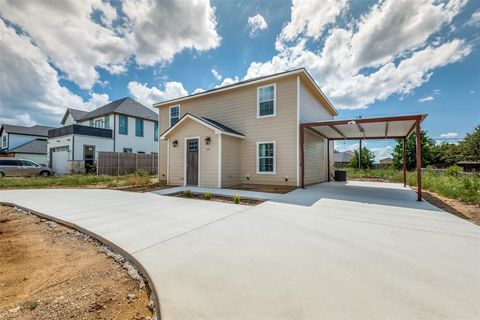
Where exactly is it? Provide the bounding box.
[445,165,463,176]
[183,189,193,198]
[25,301,38,310]
[134,169,149,176]
[204,192,212,200]
[233,194,241,204]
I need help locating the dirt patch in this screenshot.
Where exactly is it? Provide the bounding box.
[173,192,264,206]
[411,188,480,226]
[0,205,155,320]
[229,184,296,194]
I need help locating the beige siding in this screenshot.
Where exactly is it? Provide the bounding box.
[163,118,218,187]
[299,79,334,123]
[304,130,327,185]
[159,75,298,186]
[221,135,241,187]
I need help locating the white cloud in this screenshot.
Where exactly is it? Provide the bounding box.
[127,81,187,108]
[0,19,108,126]
[439,132,459,138]
[0,0,220,90]
[193,88,206,94]
[467,9,480,26]
[211,68,222,81]
[247,14,268,37]
[217,76,240,87]
[419,96,434,102]
[245,0,471,109]
[370,146,394,162]
[279,0,347,41]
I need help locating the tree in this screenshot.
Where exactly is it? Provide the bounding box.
[392,130,436,170]
[349,147,375,169]
[459,125,480,161]
[430,142,461,167]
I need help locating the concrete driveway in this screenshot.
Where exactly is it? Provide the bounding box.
[1,182,479,319]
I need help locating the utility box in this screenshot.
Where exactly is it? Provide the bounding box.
[334,170,347,182]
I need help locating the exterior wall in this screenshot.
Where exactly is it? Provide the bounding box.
[13,153,47,165]
[164,119,218,187]
[63,113,77,126]
[112,114,158,154]
[303,130,327,185]
[6,133,46,150]
[221,135,241,187]
[72,135,114,161]
[159,75,298,186]
[47,135,73,161]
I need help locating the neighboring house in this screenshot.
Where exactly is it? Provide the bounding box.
[0,124,55,164]
[48,97,159,174]
[154,68,338,188]
[334,150,354,168]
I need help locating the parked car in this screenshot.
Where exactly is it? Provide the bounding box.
[0,157,53,178]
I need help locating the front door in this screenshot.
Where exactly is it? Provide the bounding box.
[186,139,199,185]
[84,145,95,173]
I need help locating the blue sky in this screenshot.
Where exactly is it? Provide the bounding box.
[1,0,479,160]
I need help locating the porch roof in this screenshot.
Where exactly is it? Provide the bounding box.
[301,114,427,140]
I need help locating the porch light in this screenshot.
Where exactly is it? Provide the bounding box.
[172,140,178,147]
[204,137,211,145]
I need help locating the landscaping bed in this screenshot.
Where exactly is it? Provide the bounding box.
[173,191,264,206]
[0,205,155,320]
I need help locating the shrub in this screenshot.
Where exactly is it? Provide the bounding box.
[233,194,241,204]
[445,165,463,177]
[183,189,193,198]
[204,192,212,200]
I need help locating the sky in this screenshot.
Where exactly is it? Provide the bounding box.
[1,0,479,161]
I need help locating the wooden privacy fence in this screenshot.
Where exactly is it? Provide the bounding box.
[97,152,158,175]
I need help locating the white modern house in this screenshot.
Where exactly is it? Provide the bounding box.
[48,97,159,174]
[0,124,55,164]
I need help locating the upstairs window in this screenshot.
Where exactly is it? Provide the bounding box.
[257,84,276,118]
[119,115,128,135]
[154,122,159,141]
[169,105,180,127]
[2,135,6,148]
[135,118,144,137]
[94,118,104,128]
[257,141,276,174]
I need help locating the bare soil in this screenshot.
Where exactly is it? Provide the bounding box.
[0,205,155,320]
[173,192,264,206]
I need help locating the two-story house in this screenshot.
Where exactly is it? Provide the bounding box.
[48,97,159,174]
[0,124,55,164]
[154,68,337,188]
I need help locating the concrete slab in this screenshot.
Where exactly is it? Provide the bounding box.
[152,186,280,201]
[1,182,479,320]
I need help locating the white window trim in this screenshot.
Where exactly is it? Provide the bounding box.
[217,133,222,188]
[183,136,200,186]
[256,140,276,174]
[257,83,276,119]
[296,76,300,187]
[169,105,181,127]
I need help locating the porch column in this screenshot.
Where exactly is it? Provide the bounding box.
[402,138,406,187]
[415,119,422,201]
[300,125,305,189]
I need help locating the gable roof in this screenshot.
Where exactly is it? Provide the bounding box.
[160,113,245,139]
[9,139,47,154]
[0,124,55,136]
[78,97,158,122]
[153,68,338,116]
[61,108,88,124]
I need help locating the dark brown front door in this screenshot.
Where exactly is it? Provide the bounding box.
[186,139,199,185]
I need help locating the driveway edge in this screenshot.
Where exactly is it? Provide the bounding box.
[0,201,162,320]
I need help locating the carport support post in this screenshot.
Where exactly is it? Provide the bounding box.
[402,138,406,187]
[327,139,330,182]
[300,124,305,189]
[415,120,422,201]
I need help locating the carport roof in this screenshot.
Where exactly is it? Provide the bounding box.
[302,114,427,140]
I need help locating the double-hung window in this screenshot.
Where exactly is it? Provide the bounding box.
[154,122,159,141]
[169,105,180,127]
[135,118,144,137]
[119,115,128,135]
[257,141,276,174]
[257,84,276,118]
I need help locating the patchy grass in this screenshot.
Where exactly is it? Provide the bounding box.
[0,174,162,190]
[346,168,480,205]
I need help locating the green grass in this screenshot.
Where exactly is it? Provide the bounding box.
[346,168,480,205]
[0,174,158,189]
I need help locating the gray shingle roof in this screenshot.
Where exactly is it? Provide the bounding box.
[0,124,55,136]
[60,108,88,125]
[9,139,47,154]
[200,117,244,136]
[78,97,158,122]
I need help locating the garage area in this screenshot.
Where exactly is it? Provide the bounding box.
[50,146,70,175]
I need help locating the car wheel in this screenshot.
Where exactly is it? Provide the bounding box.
[0,171,4,179]
[40,171,51,177]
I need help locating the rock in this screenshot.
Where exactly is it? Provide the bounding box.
[127,293,136,301]
[46,221,58,228]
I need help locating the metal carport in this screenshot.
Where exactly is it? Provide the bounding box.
[300,114,427,201]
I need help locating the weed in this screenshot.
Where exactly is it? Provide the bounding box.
[25,301,38,310]
[204,192,212,200]
[183,189,193,198]
[233,194,241,204]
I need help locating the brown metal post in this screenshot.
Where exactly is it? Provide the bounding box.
[359,139,362,169]
[327,139,330,182]
[415,120,422,201]
[402,138,407,187]
[300,125,305,188]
